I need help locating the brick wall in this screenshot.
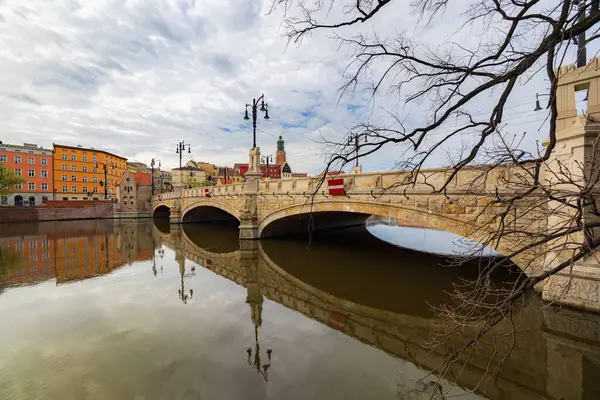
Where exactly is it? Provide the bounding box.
[0,203,114,223]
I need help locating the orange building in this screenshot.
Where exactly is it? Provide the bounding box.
[0,142,54,206]
[52,232,126,283]
[0,223,157,287]
[52,144,127,201]
[0,234,55,285]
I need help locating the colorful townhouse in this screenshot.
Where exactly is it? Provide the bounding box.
[0,142,54,206]
[52,144,127,201]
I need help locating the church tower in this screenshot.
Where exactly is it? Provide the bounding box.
[275,135,286,166]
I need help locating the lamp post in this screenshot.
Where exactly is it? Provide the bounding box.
[176,141,191,189]
[261,155,272,180]
[95,162,112,200]
[348,134,367,167]
[243,94,270,149]
[534,93,553,112]
[219,166,229,184]
[150,158,161,195]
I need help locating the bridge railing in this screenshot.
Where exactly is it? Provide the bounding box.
[152,164,531,201]
[253,165,526,196]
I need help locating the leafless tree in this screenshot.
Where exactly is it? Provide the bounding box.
[270,0,600,396]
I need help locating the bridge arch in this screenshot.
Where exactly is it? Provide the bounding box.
[181,200,241,224]
[152,204,171,218]
[258,200,525,272]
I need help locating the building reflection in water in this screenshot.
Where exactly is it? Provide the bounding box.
[158,222,600,400]
[2,219,599,399]
[0,220,158,288]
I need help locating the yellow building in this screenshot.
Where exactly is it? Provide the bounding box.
[171,166,207,189]
[186,161,219,180]
[53,144,127,200]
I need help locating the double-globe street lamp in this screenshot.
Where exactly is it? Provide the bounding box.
[243,94,270,149]
[261,155,273,179]
[150,158,161,195]
[175,141,191,189]
[94,161,113,200]
[348,133,367,167]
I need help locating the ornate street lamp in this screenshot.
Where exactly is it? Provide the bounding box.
[261,155,273,179]
[348,134,368,167]
[176,141,191,189]
[243,94,270,149]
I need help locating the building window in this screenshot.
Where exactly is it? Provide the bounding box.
[41,183,48,191]
[92,158,97,163]
[28,157,34,164]
[41,170,48,178]
[93,177,98,182]
[92,167,98,173]
[14,183,22,190]
[62,175,67,181]
[62,154,67,160]
[14,168,21,176]
[14,156,21,163]
[82,186,88,193]
[71,155,76,161]
[29,241,36,249]
[28,169,35,177]
[83,176,88,182]
[71,186,77,193]
[71,176,76,181]
[82,166,87,172]
[62,185,68,192]
[41,158,47,165]
[28,182,35,190]
[42,240,49,247]
[82,156,87,162]
[71,165,76,172]
[93,187,98,193]
[0,155,6,162]
[62,164,67,171]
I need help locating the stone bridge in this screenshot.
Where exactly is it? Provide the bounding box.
[153,59,600,313]
[156,226,600,400]
[154,167,542,268]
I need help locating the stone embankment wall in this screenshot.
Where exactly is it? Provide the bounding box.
[0,202,114,223]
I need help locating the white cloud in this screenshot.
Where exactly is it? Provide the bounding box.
[0,0,569,175]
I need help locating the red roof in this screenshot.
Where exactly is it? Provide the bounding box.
[117,171,151,186]
[133,172,152,185]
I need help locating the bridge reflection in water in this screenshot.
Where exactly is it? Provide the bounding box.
[1,220,599,399]
[157,221,600,400]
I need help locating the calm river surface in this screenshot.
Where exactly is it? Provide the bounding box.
[1,219,599,400]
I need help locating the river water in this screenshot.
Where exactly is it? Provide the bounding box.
[0,219,599,400]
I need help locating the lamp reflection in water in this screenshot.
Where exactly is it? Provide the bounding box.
[176,250,194,305]
[244,243,273,381]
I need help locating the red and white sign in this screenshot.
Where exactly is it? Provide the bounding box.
[203,188,211,198]
[328,178,345,196]
[157,195,162,201]
[328,312,346,332]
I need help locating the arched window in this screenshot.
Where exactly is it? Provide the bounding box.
[14,195,23,207]
[28,196,35,206]
[0,196,7,205]
[42,196,48,204]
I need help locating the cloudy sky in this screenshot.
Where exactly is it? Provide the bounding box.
[0,0,580,174]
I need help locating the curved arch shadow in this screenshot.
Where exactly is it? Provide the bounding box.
[182,206,240,226]
[261,211,368,238]
[153,205,171,218]
[260,225,518,318]
[153,218,171,235]
[182,223,240,254]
